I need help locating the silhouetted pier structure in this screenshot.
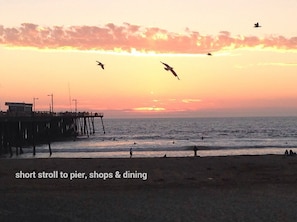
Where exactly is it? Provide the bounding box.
[0,111,105,156]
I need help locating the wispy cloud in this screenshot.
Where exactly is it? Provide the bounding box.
[132,107,165,112]
[1,23,297,53]
[182,99,202,103]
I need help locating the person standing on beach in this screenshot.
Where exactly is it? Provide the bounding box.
[193,146,198,157]
[130,148,133,158]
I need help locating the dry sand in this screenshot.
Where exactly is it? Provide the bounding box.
[1,155,297,222]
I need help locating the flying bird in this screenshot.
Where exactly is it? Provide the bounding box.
[254,22,261,28]
[160,62,180,80]
[96,61,104,69]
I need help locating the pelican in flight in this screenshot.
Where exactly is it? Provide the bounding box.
[160,62,180,80]
[254,22,261,28]
[96,61,104,69]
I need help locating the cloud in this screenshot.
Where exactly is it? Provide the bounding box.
[0,23,297,53]
[182,99,202,103]
[132,107,165,112]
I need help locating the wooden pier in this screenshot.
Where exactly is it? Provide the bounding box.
[0,111,105,156]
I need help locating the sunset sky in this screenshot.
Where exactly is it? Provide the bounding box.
[1,0,297,118]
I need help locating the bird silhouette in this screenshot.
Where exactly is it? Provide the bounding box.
[96,61,104,69]
[207,52,212,56]
[160,62,180,80]
[254,22,261,28]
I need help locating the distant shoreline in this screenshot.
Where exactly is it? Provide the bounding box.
[2,146,296,159]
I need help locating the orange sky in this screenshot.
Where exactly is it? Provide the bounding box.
[1,1,297,118]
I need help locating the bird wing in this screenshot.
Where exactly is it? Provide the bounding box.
[160,61,170,68]
[96,61,104,69]
[170,69,180,80]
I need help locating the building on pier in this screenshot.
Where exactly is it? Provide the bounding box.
[5,102,33,116]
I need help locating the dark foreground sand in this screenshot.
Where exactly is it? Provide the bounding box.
[1,155,297,222]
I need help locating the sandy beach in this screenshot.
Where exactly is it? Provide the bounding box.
[1,155,297,221]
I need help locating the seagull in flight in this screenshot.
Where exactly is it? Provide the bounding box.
[254,22,261,28]
[96,61,104,69]
[160,62,180,80]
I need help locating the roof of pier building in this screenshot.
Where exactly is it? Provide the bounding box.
[5,102,33,113]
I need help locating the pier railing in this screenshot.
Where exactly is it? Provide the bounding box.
[1,111,104,117]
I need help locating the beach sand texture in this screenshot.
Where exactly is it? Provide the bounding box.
[1,155,297,221]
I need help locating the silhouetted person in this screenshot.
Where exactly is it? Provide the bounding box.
[285,150,289,156]
[289,150,296,156]
[130,148,133,158]
[193,146,198,157]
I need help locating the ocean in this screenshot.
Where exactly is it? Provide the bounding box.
[9,116,297,158]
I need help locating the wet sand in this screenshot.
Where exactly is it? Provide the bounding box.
[1,155,297,221]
